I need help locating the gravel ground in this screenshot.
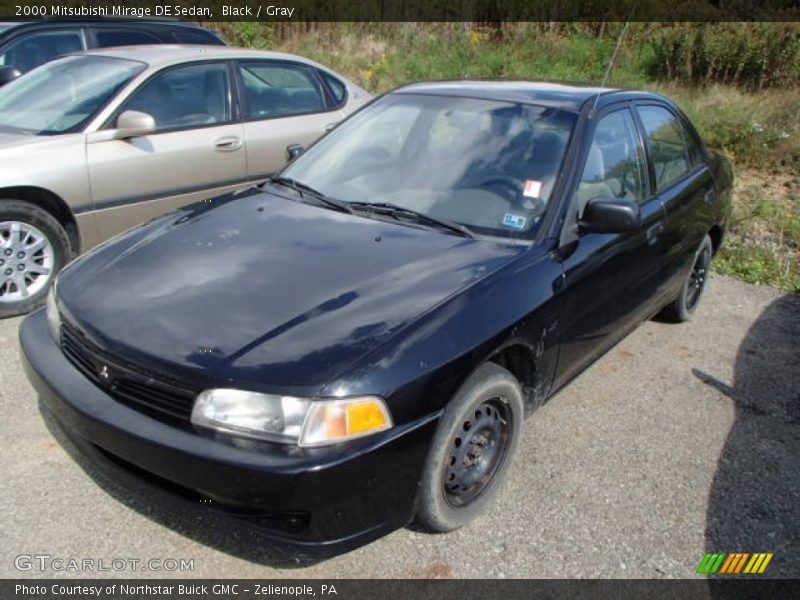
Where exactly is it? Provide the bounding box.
[1,274,797,579]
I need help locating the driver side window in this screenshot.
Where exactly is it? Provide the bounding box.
[576,109,648,217]
[119,63,231,132]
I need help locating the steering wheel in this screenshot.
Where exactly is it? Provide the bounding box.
[473,175,526,201]
[473,174,549,216]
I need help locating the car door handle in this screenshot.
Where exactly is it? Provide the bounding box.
[213,136,242,152]
[324,122,339,132]
[646,221,665,245]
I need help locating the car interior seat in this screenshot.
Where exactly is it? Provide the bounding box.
[288,88,323,114]
[498,131,565,204]
[252,87,290,117]
[576,143,615,217]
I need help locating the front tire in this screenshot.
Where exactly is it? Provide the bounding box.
[0,200,71,318]
[415,362,524,533]
[660,234,713,323]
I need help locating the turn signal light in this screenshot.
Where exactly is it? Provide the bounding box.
[300,397,392,447]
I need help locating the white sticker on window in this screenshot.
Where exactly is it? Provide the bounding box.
[523,179,543,198]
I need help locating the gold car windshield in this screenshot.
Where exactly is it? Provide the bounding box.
[0,55,145,135]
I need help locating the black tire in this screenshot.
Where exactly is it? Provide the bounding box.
[415,362,524,532]
[660,234,713,323]
[0,200,71,319]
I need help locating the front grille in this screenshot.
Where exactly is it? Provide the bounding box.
[60,321,199,423]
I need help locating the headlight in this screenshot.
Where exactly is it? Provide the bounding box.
[45,282,61,343]
[191,389,392,447]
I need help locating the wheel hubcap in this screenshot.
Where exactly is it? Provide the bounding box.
[443,398,511,507]
[686,246,710,311]
[0,221,54,304]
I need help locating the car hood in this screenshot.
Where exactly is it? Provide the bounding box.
[0,130,83,175]
[58,189,524,393]
[0,130,56,149]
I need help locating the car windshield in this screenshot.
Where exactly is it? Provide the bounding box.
[0,55,145,135]
[281,92,577,239]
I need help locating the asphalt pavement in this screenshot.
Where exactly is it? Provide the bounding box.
[1,274,797,578]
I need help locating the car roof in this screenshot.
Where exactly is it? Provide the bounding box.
[393,80,666,112]
[78,44,326,70]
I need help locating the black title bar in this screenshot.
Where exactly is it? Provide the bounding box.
[4,579,799,600]
[1,0,799,21]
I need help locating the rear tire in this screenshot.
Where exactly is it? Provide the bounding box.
[414,362,524,533]
[0,200,71,318]
[660,234,713,323]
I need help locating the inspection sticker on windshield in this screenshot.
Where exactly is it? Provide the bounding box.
[523,179,543,198]
[502,213,527,230]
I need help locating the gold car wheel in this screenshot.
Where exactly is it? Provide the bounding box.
[0,220,55,304]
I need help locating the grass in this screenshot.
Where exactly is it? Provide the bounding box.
[211,22,800,291]
[714,170,800,291]
[663,85,800,170]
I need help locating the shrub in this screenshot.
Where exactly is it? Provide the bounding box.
[644,23,800,89]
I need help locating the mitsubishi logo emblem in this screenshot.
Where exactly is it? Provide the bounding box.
[99,365,109,380]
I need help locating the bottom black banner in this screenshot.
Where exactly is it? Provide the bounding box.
[2,579,796,600]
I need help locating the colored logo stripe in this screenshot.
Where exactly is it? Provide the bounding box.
[745,553,774,574]
[726,553,750,573]
[697,553,726,574]
[697,553,773,574]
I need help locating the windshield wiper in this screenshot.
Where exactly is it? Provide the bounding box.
[269,176,353,214]
[349,202,474,238]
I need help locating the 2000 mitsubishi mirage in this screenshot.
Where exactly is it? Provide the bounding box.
[21,81,733,553]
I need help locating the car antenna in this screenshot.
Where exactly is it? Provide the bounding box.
[591,14,634,115]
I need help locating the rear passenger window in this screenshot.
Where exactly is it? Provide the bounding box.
[238,61,327,119]
[95,29,161,48]
[121,63,231,132]
[321,72,347,105]
[576,109,648,216]
[637,106,691,191]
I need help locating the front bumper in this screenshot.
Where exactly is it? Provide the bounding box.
[20,309,438,554]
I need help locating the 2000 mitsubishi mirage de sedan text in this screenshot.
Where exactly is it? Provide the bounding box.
[0,45,369,316]
[21,81,733,555]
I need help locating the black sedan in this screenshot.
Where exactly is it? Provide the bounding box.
[20,81,733,553]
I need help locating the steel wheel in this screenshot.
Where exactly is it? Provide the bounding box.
[415,362,524,532]
[685,244,710,311]
[0,220,55,304]
[443,398,512,507]
[659,234,714,323]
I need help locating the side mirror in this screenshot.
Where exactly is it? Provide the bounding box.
[286,144,305,161]
[113,110,156,140]
[0,65,22,88]
[579,197,642,234]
